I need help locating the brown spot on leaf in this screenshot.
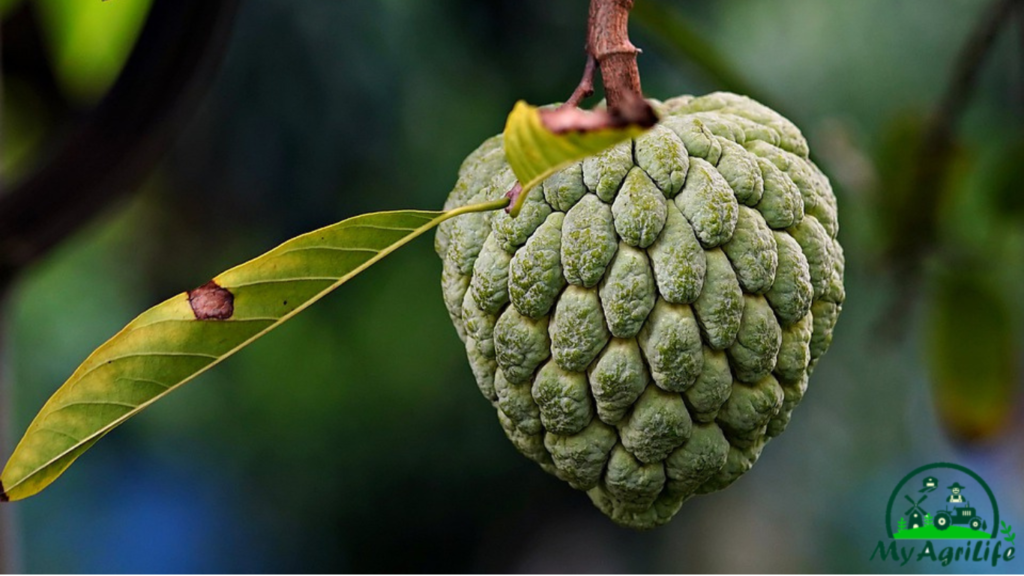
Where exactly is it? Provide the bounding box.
[188,280,234,320]
[0,480,8,502]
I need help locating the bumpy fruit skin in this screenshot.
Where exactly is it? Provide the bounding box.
[435,92,844,530]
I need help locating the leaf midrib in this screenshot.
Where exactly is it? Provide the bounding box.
[3,200,507,496]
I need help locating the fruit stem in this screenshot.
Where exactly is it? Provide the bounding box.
[586,0,655,125]
[543,0,658,132]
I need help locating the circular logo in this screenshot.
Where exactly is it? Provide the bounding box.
[885,463,1000,540]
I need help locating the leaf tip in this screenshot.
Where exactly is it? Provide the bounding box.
[187,280,235,320]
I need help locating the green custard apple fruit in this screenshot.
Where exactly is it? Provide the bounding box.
[434,92,844,530]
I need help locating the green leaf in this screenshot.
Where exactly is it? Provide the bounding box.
[502,100,651,216]
[0,198,508,502]
[35,0,154,104]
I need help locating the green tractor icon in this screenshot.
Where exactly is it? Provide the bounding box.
[935,506,983,531]
[935,482,984,531]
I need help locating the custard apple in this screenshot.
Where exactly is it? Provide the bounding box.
[435,92,844,530]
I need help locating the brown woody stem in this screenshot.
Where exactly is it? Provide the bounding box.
[541,0,656,133]
[587,0,652,122]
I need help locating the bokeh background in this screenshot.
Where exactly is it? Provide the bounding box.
[2,0,1023,572]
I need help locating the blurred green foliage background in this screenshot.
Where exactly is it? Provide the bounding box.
[1,0,1023,572]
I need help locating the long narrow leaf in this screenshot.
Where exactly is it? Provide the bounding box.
[1,198,508,502]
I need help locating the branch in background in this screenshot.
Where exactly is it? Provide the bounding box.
[926,0,1017,148]
[881,0,1020,335]
[905,0,1017,241]
[0,0,240,289]
[539,0,657,135]
[631,0,773,112]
